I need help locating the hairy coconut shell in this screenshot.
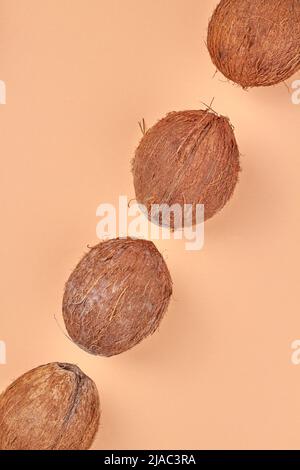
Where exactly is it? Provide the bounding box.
[0,363,100,450]
[133,110,240,228]
[207,0,300,88]
[63,237,172,357]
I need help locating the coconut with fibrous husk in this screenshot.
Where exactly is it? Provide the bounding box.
[63,237,173,357]
[0,362,100,450]
[207,0,300,88]
[132,109,240,229]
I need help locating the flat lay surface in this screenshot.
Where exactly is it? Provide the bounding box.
[0,0,300,449]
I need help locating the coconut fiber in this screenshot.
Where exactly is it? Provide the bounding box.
[207,0,300,88]
[63,237,173,357]
[133,109,240,229]
[0,362,100,450]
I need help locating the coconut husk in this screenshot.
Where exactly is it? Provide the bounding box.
[63,237,173,357]
[132,109,240,228]
[0,362,100,450]
[207,0,300,88]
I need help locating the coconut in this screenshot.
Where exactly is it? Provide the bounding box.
[207,0,300,88]
[63,237,172,357]
[132,109,240,228]
[0,362,100,450]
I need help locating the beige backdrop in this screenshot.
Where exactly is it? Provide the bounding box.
[1,0,300,450]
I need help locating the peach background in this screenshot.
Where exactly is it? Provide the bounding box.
[0,0,300,450]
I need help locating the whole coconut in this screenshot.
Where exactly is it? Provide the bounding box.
[207,0,300,88]
[133,109,240,228]
[0,362,100,450]
[63,237,172,357]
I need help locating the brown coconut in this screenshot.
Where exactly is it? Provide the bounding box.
[63,237,172,357]
[207,0,300,88]
[133,109,240,228]
[0,362,100,450]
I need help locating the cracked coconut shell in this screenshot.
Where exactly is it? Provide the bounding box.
[63,237,173,357]
[0,362,100,450]
[133,109,240,228]
[207,0,300,88]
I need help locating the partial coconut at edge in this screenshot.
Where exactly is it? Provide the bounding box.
[63,237,173,357]
[0,362,100,450]
[132,109,240,229]
[207,0,300,88]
